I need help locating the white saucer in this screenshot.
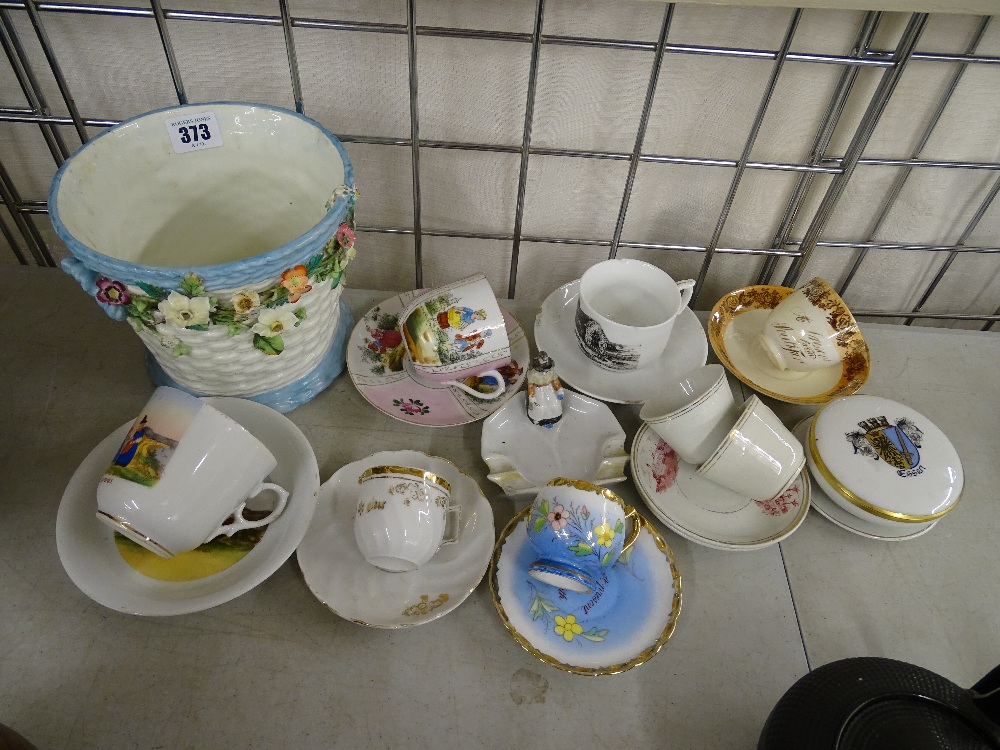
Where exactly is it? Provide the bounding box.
[347,291,529,427]
[708,286,870,405]
[55,397,320,616]
[791,419,937,541]
[490,506,681,675]
[481,390,628,497]
[534,280,708,404]
[630,423,810,550]
[296,450,495,628]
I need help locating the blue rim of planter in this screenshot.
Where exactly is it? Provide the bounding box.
[47,101,355,291]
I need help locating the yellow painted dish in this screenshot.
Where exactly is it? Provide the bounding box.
[708,285,870,405]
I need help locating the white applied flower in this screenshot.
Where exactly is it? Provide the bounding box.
[252,307,299,336]
[231,289,261,315]
[158,291,212,328]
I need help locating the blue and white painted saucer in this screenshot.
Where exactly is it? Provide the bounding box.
[489,506,681,675]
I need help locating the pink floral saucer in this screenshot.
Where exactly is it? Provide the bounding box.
[347,291,529,426]
[630,423,810,551]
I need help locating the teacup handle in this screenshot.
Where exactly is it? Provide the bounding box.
[211,482,290,540]
[620,505,642,556]
[676,279,696,309]
[441,501,462,546]
[445,370,507,401]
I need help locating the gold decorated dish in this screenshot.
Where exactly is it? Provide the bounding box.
[708,285,870,404]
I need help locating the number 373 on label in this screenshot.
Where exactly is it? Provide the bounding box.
[164,111,224,154]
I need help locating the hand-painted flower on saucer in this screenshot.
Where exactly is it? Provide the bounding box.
[158,291,212,328]
[554,614,584,642]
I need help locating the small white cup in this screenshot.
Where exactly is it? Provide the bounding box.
[399,273,512,400]
[354,466,461,572]
[96,386,289,558]
[696,394,804,501]
[639,364,741,465]
[575,259,695,372]
[759,276,862,373]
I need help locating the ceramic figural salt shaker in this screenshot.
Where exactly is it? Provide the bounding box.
[526,351,564,427]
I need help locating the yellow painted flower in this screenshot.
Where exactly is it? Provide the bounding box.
[554,614,583,642]
[595,522,615,548]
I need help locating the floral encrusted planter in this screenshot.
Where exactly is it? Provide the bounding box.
[50,102,359,412]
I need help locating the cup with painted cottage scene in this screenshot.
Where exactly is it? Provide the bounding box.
[525,478,641,595]
[354,465,460,572]
[399,273,512,400]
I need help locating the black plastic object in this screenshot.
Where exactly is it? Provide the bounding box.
[758,657,1000,750]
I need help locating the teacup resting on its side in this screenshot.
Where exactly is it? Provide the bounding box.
[525,478,640,595]
[399,273,512,400]
[96,386,289,558]
[758,277,864,374]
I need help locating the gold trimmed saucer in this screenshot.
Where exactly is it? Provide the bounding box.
[708,285,870,405]
[489,506,681,676]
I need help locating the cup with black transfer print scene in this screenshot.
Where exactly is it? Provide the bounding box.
[575,259,695,371]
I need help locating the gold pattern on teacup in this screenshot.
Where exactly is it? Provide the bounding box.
[357,500,387,516]
[358,465,451,493]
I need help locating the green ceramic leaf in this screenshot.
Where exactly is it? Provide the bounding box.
[170,342,191,357]
[614,519,624,534]
[531,517,547,534]
[538,499,549,516]
[294,307,308,322]
[252,334,284,355]
[136,282,167,299]
[601,550,614,567]
[305,253,324,276]
[185,324,209,332]
[179,274,205,297]
[569,542,593,556]
[580,628,609,642]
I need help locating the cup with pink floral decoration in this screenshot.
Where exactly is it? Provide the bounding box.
[525,478,640,595]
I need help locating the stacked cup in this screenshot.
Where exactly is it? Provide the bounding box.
[639,364,804,508]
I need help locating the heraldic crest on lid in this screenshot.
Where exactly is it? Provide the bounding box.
[846,415,924,472]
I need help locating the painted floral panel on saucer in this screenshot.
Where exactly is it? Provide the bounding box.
[348,291,528,426]
[491,508,681,675]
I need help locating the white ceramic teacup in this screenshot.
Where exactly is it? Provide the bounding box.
[758,277,862,373]
[399,273,512,400]
[696,395,804,502]
[96,386,289,558]
[639,364,741,465]
[575,259,695,371]
[354,465,461,572]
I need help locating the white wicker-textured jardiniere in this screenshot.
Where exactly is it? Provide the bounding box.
[50,102,358,412]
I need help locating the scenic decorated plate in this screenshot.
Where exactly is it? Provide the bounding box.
[791,419,937,541]
[708,285,870,405]
[534,280,707,405]
[55,397,320,615]
[296,450,494,628]
[490,506,681,675]
[631,423,810,551]
[347,291,528,426]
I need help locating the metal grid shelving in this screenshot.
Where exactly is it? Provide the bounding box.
[1,1,998,329]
